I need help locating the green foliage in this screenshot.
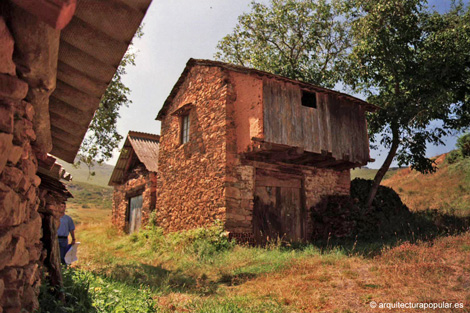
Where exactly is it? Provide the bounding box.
[347,0,470,174]
[38,268,95,313]
[215,0,351,88]
[456,133,470,157]
[75,27,144,171]
[446,150,463,164]
[38,268,156,313]
[138,222,234,261]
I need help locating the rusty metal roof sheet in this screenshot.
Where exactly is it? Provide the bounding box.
[156,58,378,121]
[108,131,159,186]
[49,0,152,163]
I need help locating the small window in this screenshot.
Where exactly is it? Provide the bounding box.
[301,91,317,108]
[181,114,190,144]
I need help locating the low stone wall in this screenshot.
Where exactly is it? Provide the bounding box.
[112,171,156,233]
[0,16,44,312]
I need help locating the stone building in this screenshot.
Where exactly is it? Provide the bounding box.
[0,1,151,311]
[109,131,159,233]
[147,59,375,244]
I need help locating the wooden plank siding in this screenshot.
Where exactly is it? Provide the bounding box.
[263,78,369,165]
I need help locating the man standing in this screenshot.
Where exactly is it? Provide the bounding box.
[58,204,76,265]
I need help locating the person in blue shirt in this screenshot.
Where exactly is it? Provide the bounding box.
[57,204,76,265]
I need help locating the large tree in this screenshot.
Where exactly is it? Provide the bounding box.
[347,0,470,207]
[215,0,351,88]
[217,0,470,207]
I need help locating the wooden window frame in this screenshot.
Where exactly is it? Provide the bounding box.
[180,113,190,144]
[301,90,317,109]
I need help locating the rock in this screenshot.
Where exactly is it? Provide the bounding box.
[30,175,41,188]
[0,133,13,174]
[1,167,23,189]
[11,211,41,245]
[19,159,36,179]
[0,104,13,133]
[0,185,26,227]
[7,237,29,267]
[0,74,28,101]
[13,119,36,144]
[0,278,4,299]
[0,18,16,76]
[7,146,23,166]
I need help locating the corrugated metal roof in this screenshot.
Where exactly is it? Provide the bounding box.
[108,131,159,186]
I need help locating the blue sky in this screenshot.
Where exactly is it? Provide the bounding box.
[112,0,468,168]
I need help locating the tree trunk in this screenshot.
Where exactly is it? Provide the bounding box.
[366,127,400,209]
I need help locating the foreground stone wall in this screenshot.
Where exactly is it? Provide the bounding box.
[112,169,156,232]
[155,65,230,232]
[0,16,44,312]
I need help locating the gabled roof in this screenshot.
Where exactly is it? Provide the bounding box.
[108,131,160,186]
[156,58,377,121]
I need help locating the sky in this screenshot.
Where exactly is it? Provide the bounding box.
[110,0,467,169]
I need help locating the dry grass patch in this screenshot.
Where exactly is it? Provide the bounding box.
[230,233,470,312]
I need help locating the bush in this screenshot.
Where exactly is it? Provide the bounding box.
[446,150,462,164]
[457,133,470,157]
[37,268,157,313]
[38,268,96,313]
[310,178,412,240]
[138,222,234,261]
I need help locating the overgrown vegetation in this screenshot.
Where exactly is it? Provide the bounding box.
[38,268,156,313]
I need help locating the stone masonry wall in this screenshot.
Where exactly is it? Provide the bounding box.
[155,65,230,232]
[112,171,156,233]
[224,157,351,242]
[0,16,44,313]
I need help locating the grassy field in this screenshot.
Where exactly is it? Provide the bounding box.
[383,153,470,216]
[350,167,400,180]
[60,160,114,188]
[42,154,470,312]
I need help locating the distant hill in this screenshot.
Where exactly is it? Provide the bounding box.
[382,152,470,216]
[351,167,400,180]
[59,161,114,187]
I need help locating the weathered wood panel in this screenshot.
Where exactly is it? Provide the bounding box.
[263,78,369,165]
[253,169,305,243]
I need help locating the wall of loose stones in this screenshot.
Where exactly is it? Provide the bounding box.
[112,171,156,232]
[0,16,44,313]
[155,65,230,232]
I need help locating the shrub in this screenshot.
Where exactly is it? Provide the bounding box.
[457,133,470,157]
[446,150,462,164]
[38,268,96,313]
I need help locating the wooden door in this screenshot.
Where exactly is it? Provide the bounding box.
[253,170,305,243]
[128,194,143,233]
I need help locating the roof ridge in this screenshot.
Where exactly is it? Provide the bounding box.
[156,58,377,121]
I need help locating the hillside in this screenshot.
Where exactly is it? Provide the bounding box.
[351,167,400,180]
[59,160,114,187]
[382,152,470,216]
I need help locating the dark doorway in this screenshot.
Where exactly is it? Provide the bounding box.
[253,170,306,243]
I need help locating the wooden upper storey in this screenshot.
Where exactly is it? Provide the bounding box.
[156,59,376,169]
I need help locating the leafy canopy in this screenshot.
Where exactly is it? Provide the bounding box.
[347,0,470,173]
[215,0,351,88]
